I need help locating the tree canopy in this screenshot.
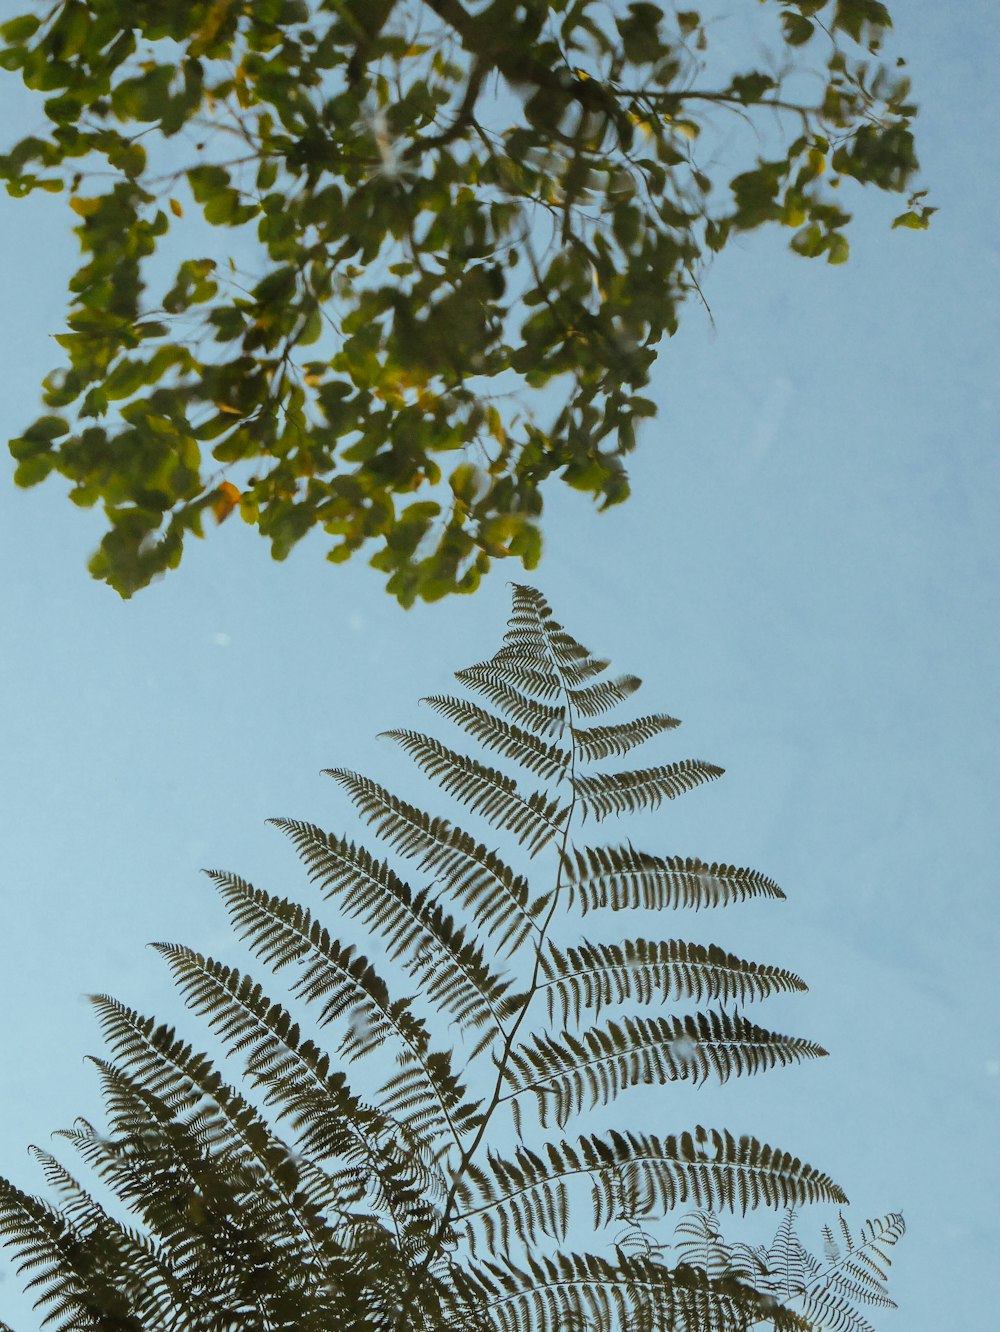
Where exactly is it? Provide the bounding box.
[1,0,932,603]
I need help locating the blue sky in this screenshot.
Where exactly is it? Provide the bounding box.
[0,3,997,1328]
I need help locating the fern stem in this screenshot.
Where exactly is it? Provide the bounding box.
[403,604,584,1297]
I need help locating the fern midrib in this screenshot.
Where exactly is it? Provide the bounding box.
[410,615,584,1280]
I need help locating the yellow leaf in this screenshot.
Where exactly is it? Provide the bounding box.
[213,480,241,524]
[169,198,183,217]
[69,196,100,217]
[807,149,826,174]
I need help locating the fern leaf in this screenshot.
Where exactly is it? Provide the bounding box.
[28,1148,218,1332]
[454,1250,809,1332]
[87,995,353,1251]
[506,584,589,660]
[573,713,681,762]
[507,584,606,682]
[504,1012,827,1128]
[271,817,510,1034]
[817,1212,904,1309]
[454,662,567,736]
[151,944,382,1160]
[383,731,566,854]
[458,1128,845,1251]
[208,872,487,1150]
[673,1208,742,1281]
[539,939,807,1024]
[566,843,786,912]
[327,770,541,950]
[796,1286,879,1332]
[567,674,643,718]
[207,870,429,1061]
[575,760,724,820]
[458,647,562,702]
[423,695,571,781]
[0,1177,145,1332]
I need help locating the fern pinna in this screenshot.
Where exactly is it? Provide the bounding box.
[0,586,901,1332]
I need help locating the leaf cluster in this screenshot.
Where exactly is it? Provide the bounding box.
[1,1,929,601]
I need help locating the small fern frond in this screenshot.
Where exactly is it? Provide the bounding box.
[575,760,725,821]
[765,1207,812,1298]
[327,771,541,950]
[539,939,807,1024]
[452,665,566,737]
[383,731,566,855]
[817,1212,904,1309]
[672,1209,739,1281]
[566,844,785,912]
[796,1286,879,1332]
[573,714,681,763]
[504,1013,828,1128]
[567,674,643,718]
[271,818,510,1033]
[423,695,571,781]
[458,649,561,703]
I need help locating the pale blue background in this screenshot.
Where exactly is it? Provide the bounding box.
[0,3,997,1328]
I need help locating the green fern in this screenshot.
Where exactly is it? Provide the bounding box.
[0,586,903,1331]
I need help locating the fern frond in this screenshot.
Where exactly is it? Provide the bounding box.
[539,939,807,1024]
[796,1286,879,1332]
[327,771,540,950]
[458,1128,846,1252]
[764,1207,812,1298]
[87,995,351,1259]
[673,1209,742,1281]
[454,1250,809,1332]
[567,674,643,718]
[458,648,562,702]
[208,870,485,1147]
[150,944,381,1161]
[207,870,427,1060]
[575,760,725,820]
[271,818,510,1033]
[454,664,567,736]
[423,695,570,781]
[573,714,681,763]
[504,1013,827,1128]
[61,1074,356,1330]
[566,844,785,912]
[507,585,605,682]
[0,1182,104,1326]
[28,1149,211,1332]
[383,732,566,855]
[817,1212,904,1309]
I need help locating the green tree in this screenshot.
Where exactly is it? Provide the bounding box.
[0,587,903,1330]
[1,0,931,603]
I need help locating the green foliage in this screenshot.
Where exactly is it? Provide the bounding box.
[2,1,929,602]
[0,586,902,1330]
